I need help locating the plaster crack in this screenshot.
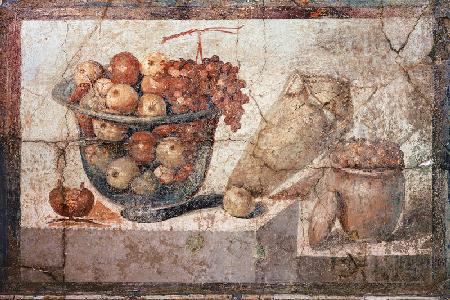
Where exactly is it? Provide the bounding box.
[248,89,268,124]
[60,2,112,79]
[246,10,268,91]
[380,1,430,55]
[20,266,60,282]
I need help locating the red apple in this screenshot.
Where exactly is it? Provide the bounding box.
[110,52,140,85]
[127,131,157,164]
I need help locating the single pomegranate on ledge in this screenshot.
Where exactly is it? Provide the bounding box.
[49,181,95,218]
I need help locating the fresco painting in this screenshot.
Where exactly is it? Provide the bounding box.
[15,14,439,285]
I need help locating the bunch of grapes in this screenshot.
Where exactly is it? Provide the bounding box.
[143,55,249,132]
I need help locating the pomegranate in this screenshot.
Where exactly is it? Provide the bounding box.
[94,78,114,97]
[84,144,113,172]
[140,52,166,76]
[141,76,167,95]
[79,94,107,112]
[92,119,127,141]
[49,181,95,218]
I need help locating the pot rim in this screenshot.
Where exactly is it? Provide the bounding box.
[333,167,403,176]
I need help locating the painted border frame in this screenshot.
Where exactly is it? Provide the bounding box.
[0,0,448,297]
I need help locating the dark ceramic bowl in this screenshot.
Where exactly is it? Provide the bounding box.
[52,79,221,222]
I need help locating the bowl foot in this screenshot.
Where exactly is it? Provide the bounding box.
[120,194,223,223]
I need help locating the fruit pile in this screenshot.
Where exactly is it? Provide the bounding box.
[330,138,404,170]
[71,52,249,131]
[70,51,248,194]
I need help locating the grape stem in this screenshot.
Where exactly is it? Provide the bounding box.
[161,26,244,62]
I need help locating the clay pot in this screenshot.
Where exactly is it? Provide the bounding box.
[333,168,405,241]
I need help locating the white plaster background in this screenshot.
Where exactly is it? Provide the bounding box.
[20,17,434,255]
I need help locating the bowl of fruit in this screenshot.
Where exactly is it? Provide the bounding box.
[52,52,249,222]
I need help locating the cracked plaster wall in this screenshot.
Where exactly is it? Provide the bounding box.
[19,14,435,260]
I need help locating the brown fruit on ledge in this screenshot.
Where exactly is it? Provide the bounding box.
[49,181,95,218]
[223,186,255,218]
